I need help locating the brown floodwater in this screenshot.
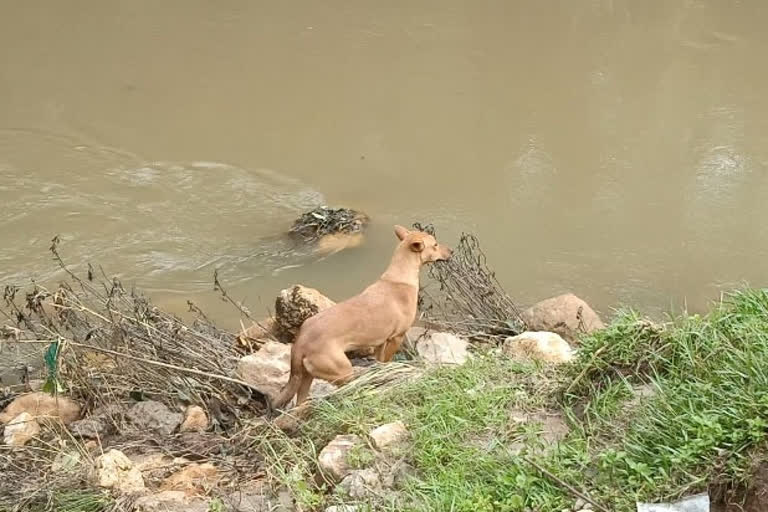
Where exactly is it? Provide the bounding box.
[1,1,768,341]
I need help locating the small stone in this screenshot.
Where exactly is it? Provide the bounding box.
[162,462,219,494]
[130,452,189,483]
[503,331,574,364]
[52,450,82,473]
[0,392,80,425]
[369,421,408,451]
[318,434,362,481]
[276,488,294,510]
[126,400,183,436]
[573,498,587,510]
[133,491,209,512]
[325,506,362,512]
[3,412,41,446]
[339,468,382,499]
[70,416,110,439]
[93,449,145,494]
[415,332,470,365]
[180,405,208,432]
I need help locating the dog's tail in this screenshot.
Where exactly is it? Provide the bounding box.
[271,344,306,410]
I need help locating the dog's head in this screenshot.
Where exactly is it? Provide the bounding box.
[394,225,453,263]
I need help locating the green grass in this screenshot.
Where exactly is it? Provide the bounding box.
[259,289,768,511]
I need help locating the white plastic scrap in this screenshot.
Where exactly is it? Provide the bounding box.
[636,493,709,512]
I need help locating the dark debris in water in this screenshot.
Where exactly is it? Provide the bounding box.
[288,206,369,243]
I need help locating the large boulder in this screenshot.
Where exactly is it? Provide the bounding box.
[126,400,183,436]
[318,434,363,481]
[93,449,145,494]
[3,412,41,446]
[521,293,604,343]
[275,285,335,335]
[503,331,574,364]
[415,332,470,366]
[237,341,334,401]
[0,392,80,425]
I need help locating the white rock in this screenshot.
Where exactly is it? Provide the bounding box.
[3,412,40,446]
[503,331,574,364]
[369,421,408,451]
[415,332,470,365]
[237,341,338,400]
[325,506,363,512]
[318,434,362,481]
[94,449,145,494]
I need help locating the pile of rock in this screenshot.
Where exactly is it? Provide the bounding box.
[503,293,604,365]
[317,420,414,510]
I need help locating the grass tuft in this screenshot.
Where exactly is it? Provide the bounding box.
[257,289,768,511]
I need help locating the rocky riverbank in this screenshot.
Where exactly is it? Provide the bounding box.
[2,231,768,512]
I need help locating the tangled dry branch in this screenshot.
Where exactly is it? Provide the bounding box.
[413,223,526,343]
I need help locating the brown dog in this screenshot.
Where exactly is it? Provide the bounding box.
[272,225,452,409]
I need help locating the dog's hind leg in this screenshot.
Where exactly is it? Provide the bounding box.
[304,351,355,388]
[295,374,314,405]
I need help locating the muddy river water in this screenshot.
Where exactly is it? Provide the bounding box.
[2,1,768,343]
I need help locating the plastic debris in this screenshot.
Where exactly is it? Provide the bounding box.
[636,493,709,512]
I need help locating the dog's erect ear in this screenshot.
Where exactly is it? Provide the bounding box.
[394,225,410,241]
[409,240,425,252]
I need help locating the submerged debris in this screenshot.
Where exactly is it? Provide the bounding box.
[288,206,369,243]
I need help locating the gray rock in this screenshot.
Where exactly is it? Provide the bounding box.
[339,468,382,499]
[70,416,110,439]
[126,400,182,436]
